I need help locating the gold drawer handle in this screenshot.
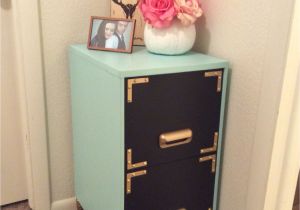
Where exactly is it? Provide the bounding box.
[159,129,192,149]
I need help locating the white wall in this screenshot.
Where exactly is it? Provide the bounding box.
[193,0,295,209]
[39,0,110,201]
[38,0,295,209]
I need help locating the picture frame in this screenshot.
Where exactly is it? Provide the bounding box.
[87,16,136,53]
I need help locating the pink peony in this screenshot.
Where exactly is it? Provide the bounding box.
[175,0,203,26]
[139,0,177,28]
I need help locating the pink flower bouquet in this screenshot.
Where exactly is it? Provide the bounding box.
[139,0,203,28]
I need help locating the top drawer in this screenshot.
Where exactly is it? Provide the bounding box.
[125,69,224,167]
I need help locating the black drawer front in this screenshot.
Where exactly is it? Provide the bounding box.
[125,70,223,126]
[125,119,219,167]
[125,157,216,210]
[125,70,223,167]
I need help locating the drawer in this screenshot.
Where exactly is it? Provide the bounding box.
[125,69,223,125]
[125,119,220,167]
[125,70,223,167]
[125,156,216,210]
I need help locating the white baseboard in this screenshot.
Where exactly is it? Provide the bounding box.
[51,197,77,210]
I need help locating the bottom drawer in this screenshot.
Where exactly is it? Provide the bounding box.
[125,156,217,210]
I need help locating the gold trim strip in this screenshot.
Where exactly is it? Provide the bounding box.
[199,154,216,173]
[204,71,222,92]
[127,77,149,103]
[127,149,148,170]
[200,132,218,154]
[126,170,147,194]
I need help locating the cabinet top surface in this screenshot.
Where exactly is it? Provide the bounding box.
[70,44,228,78]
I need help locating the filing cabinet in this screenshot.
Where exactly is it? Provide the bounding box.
[69,45,229,210]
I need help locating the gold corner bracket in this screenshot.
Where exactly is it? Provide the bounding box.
[126,170,147,194]
[204,71,223,92]
[127,149,148,170]
[200,132,219,154]
[127,77,149,103]
[199,154,216,173]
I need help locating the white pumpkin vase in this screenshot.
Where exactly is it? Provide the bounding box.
[144,20,196,55]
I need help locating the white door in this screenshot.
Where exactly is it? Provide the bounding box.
[1,0,28,205]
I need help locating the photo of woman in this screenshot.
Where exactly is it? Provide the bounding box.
[90,20,119,48]
[88,17,135,53]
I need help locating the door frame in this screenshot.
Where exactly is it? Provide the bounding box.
[246,0,300,208]
[263,0,300,208]
[13,0,51,209]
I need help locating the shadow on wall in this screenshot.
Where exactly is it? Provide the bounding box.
[293,172,300,210]
[1,0,11,9]
[193,15,210,54]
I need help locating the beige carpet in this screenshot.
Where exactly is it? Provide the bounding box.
[1,201,31,210]
[0,199,298,210]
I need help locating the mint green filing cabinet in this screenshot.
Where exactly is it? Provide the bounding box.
[69,44,229,210]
